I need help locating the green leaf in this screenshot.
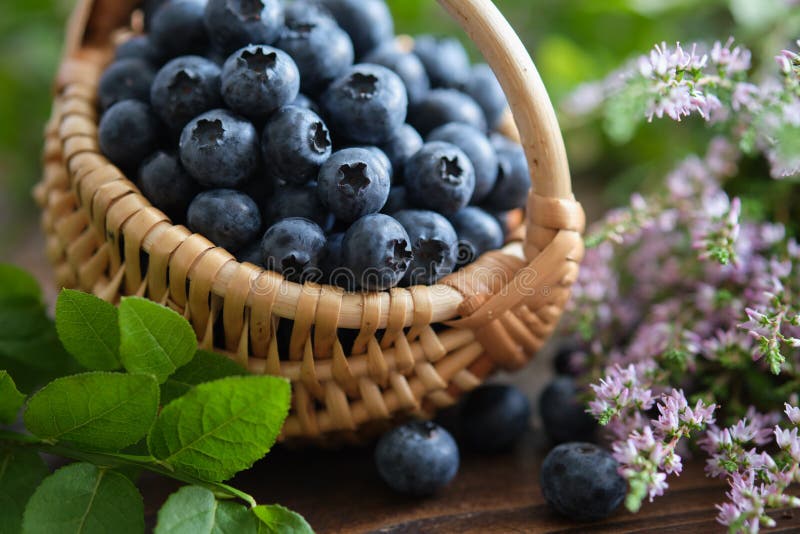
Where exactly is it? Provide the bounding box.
[22,463,144,534]
[254,505,314,534]
[148,376,291,482]
[0,448,49,534]
[154,486,257,534]
[24,372,159,451]
[55,290,120,371]
[0,370,25,424]
[119,297,197,383]
[161,350,249,404]
[0,264,41,303]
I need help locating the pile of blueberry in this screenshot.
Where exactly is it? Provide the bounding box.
[98,0,531,290]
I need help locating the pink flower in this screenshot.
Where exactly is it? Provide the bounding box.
[785,403,800,426]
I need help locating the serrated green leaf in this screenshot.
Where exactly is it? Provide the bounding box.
[154,486,257,534]
[148,376,290,482]
[161,350,249,404]
[0,264,41,303]
[0,370,25,424]
[254,505,314,534]
[119,297,197,383]
[24,372,159,451]
[22,463,143,534]
[0,448,49,534]
[55,290,120,371]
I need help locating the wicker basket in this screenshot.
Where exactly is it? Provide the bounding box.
[35,0,585,443]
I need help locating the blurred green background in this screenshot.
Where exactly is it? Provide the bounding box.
[1,0,797,259]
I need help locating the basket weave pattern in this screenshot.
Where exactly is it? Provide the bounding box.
[35,0,585,442]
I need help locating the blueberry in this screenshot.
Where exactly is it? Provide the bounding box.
[429,122,498,204]
[262,106,332,186]
[150,0,209,59]
[263,183,334,231]
[378,124,423,183]
[394,210,457,285]
[465,64,507,129]
[260,218,326,282]
[409,89,487,136]
[150,56,222,132]
[187,189,262,252]
[553,342,582,377]
[539,377,598,445]
[541,442,626,521]
[115,36,162,65]
[98,59,156,110]
[375,421,459,496]
[460,384,531,453]
[317,148,391,223]
[98,100,160,170]
[179,109,260,188]
[276,12,354,96]
[204,0,284,54]
[404,141,475,216]
[237,241,264,266]
[322,64,408,144]
[318,0,394,58]
[364,43,430,105]
[221,45,300,120]
[320,232,355,289]
[483,134,530,211]
[413,35,470,89]
[291,93,320,114]
[138,151,198,221]
[357,146,394,181]
[342,213,411,290]
[143,0,168,31]
[381,185,407,214]
[449,207,504,267]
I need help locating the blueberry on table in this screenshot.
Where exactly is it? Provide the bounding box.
[465,63,508,129]
[539,377,598,445]
[409,89,487,136]
[204,0,284,54]
[263,183,334,231]
[150,55,222,132]
[221,45,300,120]
[449,207,504,267]
[342,213,412,290]
[482,133,530,211]
[379,124,423,183]
[413,35,471,89]
[318,0,394,59]
[98,58,156,111]
[429,122,499,204]
[404,141,475,216]
[321,64,408,144]
[149,0,210,59]
[187,189,262,253]
[115,35,163,66]
[317,148,391,223]
[541,442,626,522]
[364,43,431,105]
[98,100,160,171]
[459,384,531,453]
[262,106,332,186]
[260,218,326,283]
[381,185,407,215]
[138,151,198,221]
[179,109,260,188]
[375,421,459,496]
[393,210,458,285]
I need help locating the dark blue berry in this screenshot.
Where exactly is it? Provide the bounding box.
[404,141,475,216]
[138,151,198,221]
[260,217,326,282]
[317,147,391,223]
[460,384,530,453]
[143,0,168,31]
[541,442,626,522]
[413,35,470,89]
[429,122,498,204]
[318,0,394,58]
[409,89,487,136]
[375,421,459,496]
[151,55,222,132]
[150,0,210,59]
[221,45,300,120]
[99,100,160,170]
[322,64,407,144]
[237,241,264,266]
[204,0,284,54]
[394,210,457,285]
[115,36,162,66]
[465,64,507,129]
[187,189,262,252]
[554,342,582,377]
[98,59,156,110]
[342,213,411,290]
[379,124,423,183]
[449,207,504,267]
[364,43,430,105]
[263,183,334,231]
[540,377,598,445]
[482,133,530,211]
[262,106,332,186]
[381,185,407,214]
[291,93,320,114]
[320,232,356,289]
[179,109,260,188]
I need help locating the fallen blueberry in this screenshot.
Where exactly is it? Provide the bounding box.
[539,377,598,445]
[460,384,531,453]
